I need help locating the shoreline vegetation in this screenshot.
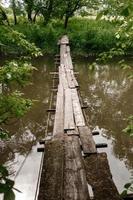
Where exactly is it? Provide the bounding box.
[0,17,132,57]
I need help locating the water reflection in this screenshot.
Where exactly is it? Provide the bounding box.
[75,59,133,191]
[0,55,54,170]
[0,55,133,195]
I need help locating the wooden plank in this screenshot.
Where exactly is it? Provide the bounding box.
[66,47,78,86]
[50,72,59,75]
[64,89,75,131]
[60,35,69,44]
[64,54,69,69]
[38,139,64,200]
[66,46,73,70]
[66,45,70,53]
[60,44,66,65]
[78,126,97,154]
[64,135,90,200]
[63,54,76,88]
[59,64,69,89]
[71,88,85,127]
[53,84,64,135]
[65,69,75,88]
[67,130,79,136]
[70,70,79,87]
[84,153,122,200]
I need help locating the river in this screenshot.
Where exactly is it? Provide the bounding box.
[0,55,133,198]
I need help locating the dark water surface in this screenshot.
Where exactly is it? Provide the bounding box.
[0,55,133,197]
[75,58,133,192]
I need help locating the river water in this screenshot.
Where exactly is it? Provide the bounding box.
[0,55,133,197]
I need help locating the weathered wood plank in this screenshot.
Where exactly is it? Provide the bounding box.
[59,64,69,89]
[53,84,64,135]
[71,88,85,127]
[38,138,64,200]
[66,46,73,70]
[62,55,78,88]
[78,126,97,154]
[50,72,59,75]
[60,44,66,65]
[84,153,122,200]
[65,69,75,88]
[60,35,69,45]
[64,89,75,131]
[64,135,90,200]
[67,130,79,136]
[70,70,79,87]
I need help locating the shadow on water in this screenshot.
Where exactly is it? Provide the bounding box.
[0,55,133,194]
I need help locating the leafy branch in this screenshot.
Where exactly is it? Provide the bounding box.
[0,60,36,87]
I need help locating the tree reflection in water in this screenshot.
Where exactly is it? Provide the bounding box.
[76,60,133,169]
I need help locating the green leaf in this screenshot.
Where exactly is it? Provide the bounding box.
[0,183,9,193]
[124,182,132,189]
[96,12,103,20]
[6,179,14,188]
[0,165,9,177]
[121,190,127,198]
[4,190,15,200]
[120,7,130,17]
[0,130,9,139]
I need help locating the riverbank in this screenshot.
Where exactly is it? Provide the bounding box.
[0,17,121,56]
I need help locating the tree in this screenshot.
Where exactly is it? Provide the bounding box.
[58,0,88,28]
[53,0,101,28]
[40,0,54,24]
[0,5,10,25]
[24,0,34,22]
[11,0,17,24]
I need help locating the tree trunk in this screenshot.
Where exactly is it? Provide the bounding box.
[0,6,10,25]
[33,11,39,23]
[28,10,32,22]
[64,15,69,29]
[13,9,17,25]
[12,0,17,25]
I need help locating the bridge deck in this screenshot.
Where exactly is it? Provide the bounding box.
[37,36,122,200]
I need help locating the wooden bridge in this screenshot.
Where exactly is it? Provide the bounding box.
[37,36,122,200]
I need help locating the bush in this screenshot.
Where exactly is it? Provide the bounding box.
[0,17,119,56]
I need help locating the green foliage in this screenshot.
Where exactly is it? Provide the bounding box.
[0,5,9,25]
[121,181,133,198]
[123,116,133,136]
[0,26,42,56]
[0,165,15,200]
[0,60,36,86]
[13,18,118,55]
[16,23,60,54]
[0,129,9,139]
[0,91,33,124]
[0,5,42,197]
[8,29,42,56]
